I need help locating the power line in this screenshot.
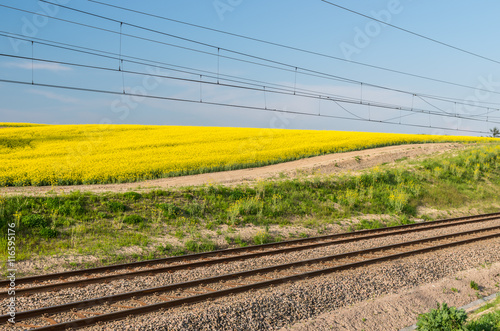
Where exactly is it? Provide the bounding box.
[3,47,500,126]
[4,35,500,125]
[7,29,500,112]
[0,77,493,135]
[2,4,498,133]
[0,3,355,86]
[3,32,500,125]
[5,2,500,112]
[34,2,500,110]
[0,32,363,105]
[320,0,500,65]
[84,0,500,98]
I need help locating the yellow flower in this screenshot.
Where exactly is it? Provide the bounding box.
[0,124,494,187]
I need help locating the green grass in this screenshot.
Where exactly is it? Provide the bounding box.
[466,311,500,331]
[475,296,500,314]
[1,143,500,267]
[417,297,500,331]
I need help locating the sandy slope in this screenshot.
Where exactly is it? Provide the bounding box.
[0,143,466,196]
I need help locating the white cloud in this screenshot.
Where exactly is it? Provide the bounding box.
[4,61,72,72]
[29,89,79,104]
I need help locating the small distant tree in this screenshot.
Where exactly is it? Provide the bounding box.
[490,127,500,138]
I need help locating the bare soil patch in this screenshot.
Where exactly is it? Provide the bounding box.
[282,262,500,331]
[0,143,465,196]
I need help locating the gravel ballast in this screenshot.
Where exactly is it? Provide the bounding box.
[6,219,500,316]
[4,221,499,330]
[79,237,500,330]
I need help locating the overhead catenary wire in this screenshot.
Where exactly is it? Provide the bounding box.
[0,32,363,106]
[2,3,499,135]
[0,77,494,135]
[6,2,500,111]
[3,51,499,125]
[320,0,500,66]
[0,3,359,87]
[7,29,500,114]
[30,41,34,84]
[7,31,500,118]
[84,0,500,98]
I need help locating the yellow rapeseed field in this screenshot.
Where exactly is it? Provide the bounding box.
[0,124,495,186]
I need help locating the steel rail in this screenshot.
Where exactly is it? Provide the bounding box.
[3,225,499,330]
[2,211,499,289]
[2,214,499,298]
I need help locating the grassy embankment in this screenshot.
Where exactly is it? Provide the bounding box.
[1,144,500,273]
[465,295,500,330]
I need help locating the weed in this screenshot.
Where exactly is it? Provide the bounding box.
[158,203,182,219]
[96,212,108,219]
[205,221,216,231]
[106,201,127,213]
[184,239,216,253]
[58,199,86,217]
[480,261,492,269]
[416,303,467,330]
[232,235,247,247]
[174,229,185,240]
[353,219,385,231]
[253,230,274,245]
[156,244,173,253]
[123,192,142,201]
[21,214,49,228]
[123,215,144,225]
[466,310,500,331]
[39,227,59,239]
[470,280,480,290]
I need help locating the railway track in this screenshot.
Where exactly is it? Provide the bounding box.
[2,211,499,298]
[2,212,500,330]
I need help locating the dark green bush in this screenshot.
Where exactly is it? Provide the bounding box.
[416,303,467,331]
[39,227,59,239]
[106,201,127,213]
[123,215,144,225]
[21,214,49,228]
[184,202,204,217]
[158,203,182,219]
[58,200,86,217]
[123,192,142,201]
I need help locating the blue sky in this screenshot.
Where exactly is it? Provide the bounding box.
[1,0,500,136]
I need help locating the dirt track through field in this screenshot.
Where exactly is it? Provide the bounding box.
[0,143,464,196]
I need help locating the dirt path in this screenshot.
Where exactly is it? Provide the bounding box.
[0,143,465,196]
